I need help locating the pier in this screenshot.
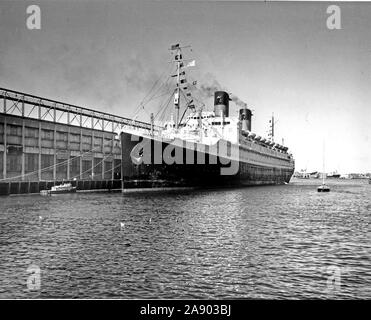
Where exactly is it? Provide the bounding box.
[0,87,156,195]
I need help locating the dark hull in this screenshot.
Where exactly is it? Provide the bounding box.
[318,186,330,192]
[120,132,294,190]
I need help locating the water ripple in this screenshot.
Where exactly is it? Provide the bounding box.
[0,179,370,299]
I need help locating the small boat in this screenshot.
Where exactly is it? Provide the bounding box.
[317,184,330,192]
[40,182,77,195]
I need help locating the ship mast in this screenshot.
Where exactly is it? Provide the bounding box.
[170,43,193,129]
[322,140,325,185]
[269,113,276,142]
[175,48,181,129]
[171,44,183,129]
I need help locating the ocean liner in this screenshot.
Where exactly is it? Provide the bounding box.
[120,44,295,191]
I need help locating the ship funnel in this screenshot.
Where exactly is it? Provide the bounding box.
[239,107,252,131]
[214,91,230,117]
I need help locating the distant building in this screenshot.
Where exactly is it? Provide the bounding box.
[348,173,368,179]
[293,170,310,178]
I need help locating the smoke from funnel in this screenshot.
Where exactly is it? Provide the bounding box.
[196,73,248,108]
[230,95,248,108]
[199,79,223,98]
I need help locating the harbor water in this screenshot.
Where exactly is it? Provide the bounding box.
[0,178,370,299]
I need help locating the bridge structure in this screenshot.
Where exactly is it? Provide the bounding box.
[0,87,158,195]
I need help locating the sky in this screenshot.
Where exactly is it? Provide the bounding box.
[0,0,370,173]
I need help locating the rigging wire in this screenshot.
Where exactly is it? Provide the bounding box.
[152,90,174,125]
[138,65,175,120]
[143,63,175,105]
[130,73,165,118]
[70,153,113,180]
[148,90,174,102]
[0,142,123,182]
[142,69,173,106]
[178,89,192,125]
[155,92,175,124]
[130,62,174,120]
[189,94,206,110]
[129,48,200,125]
[0,145,104,182]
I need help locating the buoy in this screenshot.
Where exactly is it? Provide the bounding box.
[149,217,152,223]
[39,216,43,220]
[120,222,125,229]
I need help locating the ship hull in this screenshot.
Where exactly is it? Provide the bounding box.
[327,175,340,179]
[120,131,294,191]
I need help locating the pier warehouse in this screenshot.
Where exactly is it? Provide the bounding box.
[0,88,151,195]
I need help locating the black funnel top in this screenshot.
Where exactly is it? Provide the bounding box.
[214,91,230,117]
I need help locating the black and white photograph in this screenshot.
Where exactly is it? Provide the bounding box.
[0,0,370,306]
